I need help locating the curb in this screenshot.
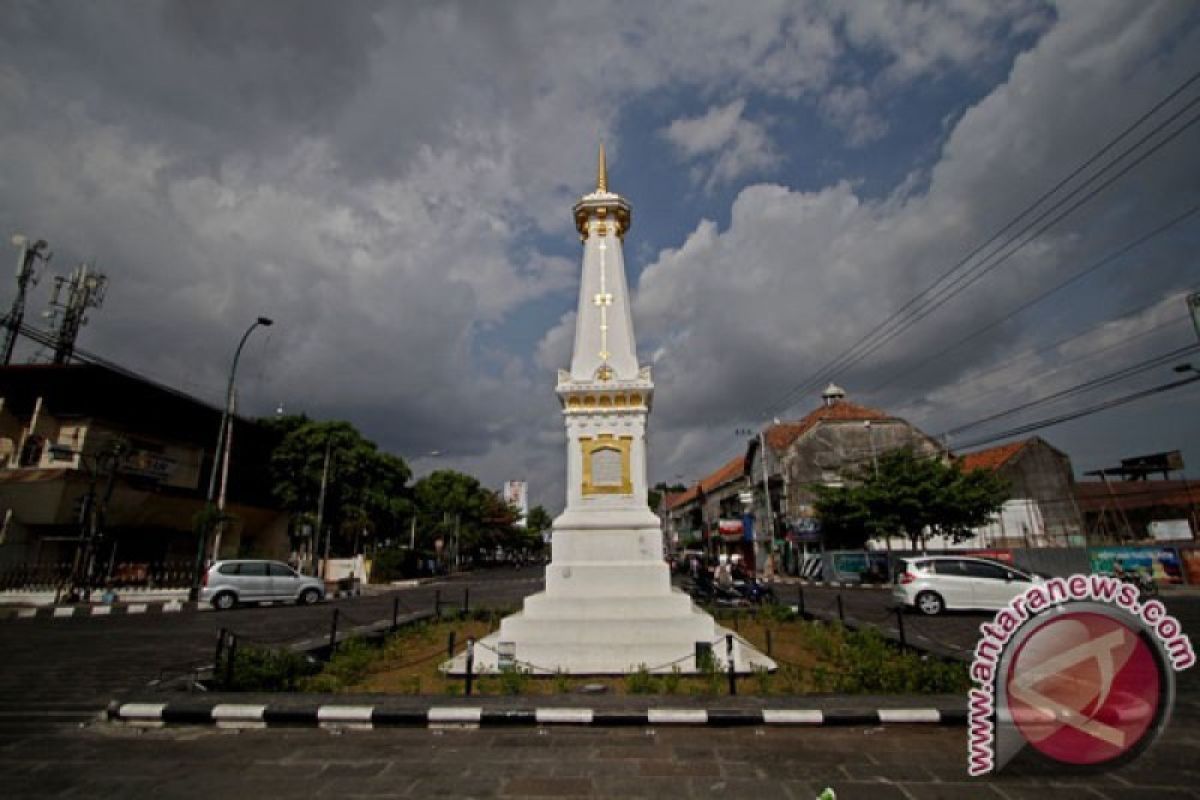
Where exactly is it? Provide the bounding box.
[773,579,889,590]
[106,701,966,729]
[0,589,362,621]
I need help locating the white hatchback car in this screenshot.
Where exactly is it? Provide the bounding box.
[892,556,1043,615]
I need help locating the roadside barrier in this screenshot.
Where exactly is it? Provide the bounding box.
[107,700,967,729]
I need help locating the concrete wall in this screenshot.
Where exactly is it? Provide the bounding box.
[999,440,1082,543]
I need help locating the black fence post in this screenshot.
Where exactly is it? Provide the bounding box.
[798,584,805,617]
[213,627,227,674]
[726,633,736,696]
[392,596,400,631]
[224,634,237,690]
[895,606,907,651]
[465,637,475,697]
[836,594,845,624]
[448,631,457,660]
[463,587,470,618]
[765,627,773,658]
[328,608,340,654]
[434,589,441,619]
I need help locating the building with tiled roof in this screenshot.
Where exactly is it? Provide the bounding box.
[954,437,1082,547]
[664,387,942,572]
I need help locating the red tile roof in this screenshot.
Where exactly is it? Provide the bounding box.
[666,454,746,510]
[958,440,1029,473]
[763,400,890,451]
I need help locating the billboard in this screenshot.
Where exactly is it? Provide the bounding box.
[1088,546,1184,585]
[503,480,528,527]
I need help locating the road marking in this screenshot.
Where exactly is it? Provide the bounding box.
[162,601,183,613]
[118,703,166,723]
[52,607,74,618]
[92,606,111,616]
[126,604,147,614]
[17,608,36,619]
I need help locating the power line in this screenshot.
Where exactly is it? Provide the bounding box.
[951,373,1200,451]
[779,103,1200,415]
[939,342,1200,439]
[757,68,1200,420]
[919,311,1188,415]
[864,204,1200,396]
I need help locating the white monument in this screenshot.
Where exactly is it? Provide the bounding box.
[450,147,774,675]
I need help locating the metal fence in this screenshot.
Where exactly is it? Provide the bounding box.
[0,561,194,591]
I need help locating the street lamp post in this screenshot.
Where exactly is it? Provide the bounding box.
[189,316,274,601]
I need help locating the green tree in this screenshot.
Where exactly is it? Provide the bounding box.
[812,447,1009,550]
[266,416,412,555]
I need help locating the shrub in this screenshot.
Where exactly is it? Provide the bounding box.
[661,667,682,695]
[625,664,660,694]
[226,645,317,691]
[496,665,529,695]
[752,666,773,694]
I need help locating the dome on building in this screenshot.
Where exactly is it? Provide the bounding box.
[821,382,846,406]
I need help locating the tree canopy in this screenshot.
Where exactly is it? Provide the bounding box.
[265,415,413,550]
[812,447,1009,550]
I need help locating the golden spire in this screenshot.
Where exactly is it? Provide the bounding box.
[597,142,608,193]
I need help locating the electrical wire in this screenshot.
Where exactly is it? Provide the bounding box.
[757,69,1200,421]
[864,204,1200,396]
[940,342,1200,438]
[950,372,1200,451]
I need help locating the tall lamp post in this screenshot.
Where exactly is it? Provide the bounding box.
[189,316,274,601]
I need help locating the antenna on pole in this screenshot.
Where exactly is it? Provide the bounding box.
[2,234,51,365]
[45,260,107,365]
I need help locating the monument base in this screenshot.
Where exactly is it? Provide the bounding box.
[443,522,776,676]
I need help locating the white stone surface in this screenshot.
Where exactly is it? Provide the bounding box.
[447,155,773,676]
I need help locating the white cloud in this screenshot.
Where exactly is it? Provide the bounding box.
[662,99,780,190]
[819,85,889,147]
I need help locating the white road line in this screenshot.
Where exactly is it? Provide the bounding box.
[126,604,147,614]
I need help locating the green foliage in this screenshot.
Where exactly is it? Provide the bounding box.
[226,645,317,691]
[752,666,773,694]
[661,666,682,695]
[812,446,1009,549]
[798,623,970,694]
[266,416,413,555]
[412,469,529,561]
[552,670,572,694]
[495,665,530,695]
[625,664,661,694]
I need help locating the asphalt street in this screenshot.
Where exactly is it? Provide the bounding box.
[2,567,1200,798]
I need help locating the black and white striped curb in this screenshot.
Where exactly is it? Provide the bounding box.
[1,589,364,621]
[1,600,196,620]
[771,579,889,590]
[107,702,966,728]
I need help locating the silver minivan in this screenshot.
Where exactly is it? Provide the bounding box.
[199,560,325,610]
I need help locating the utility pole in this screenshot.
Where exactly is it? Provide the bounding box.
[316,436,333,579]
[2,235,50,365]
[45,262,107,365]
[210,390,236,561]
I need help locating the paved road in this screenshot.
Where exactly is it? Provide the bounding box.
[4,567,1200,798]
[0,568,542,717]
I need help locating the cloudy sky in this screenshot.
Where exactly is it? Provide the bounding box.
[2,1,1199,512]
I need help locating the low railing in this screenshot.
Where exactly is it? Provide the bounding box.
[0,561,195,592]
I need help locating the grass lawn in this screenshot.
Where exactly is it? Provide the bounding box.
[224,609,969,696]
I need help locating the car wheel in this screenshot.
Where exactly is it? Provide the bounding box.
[212,592,237,611]
[915,591,944,616]
[299,588,320,606]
